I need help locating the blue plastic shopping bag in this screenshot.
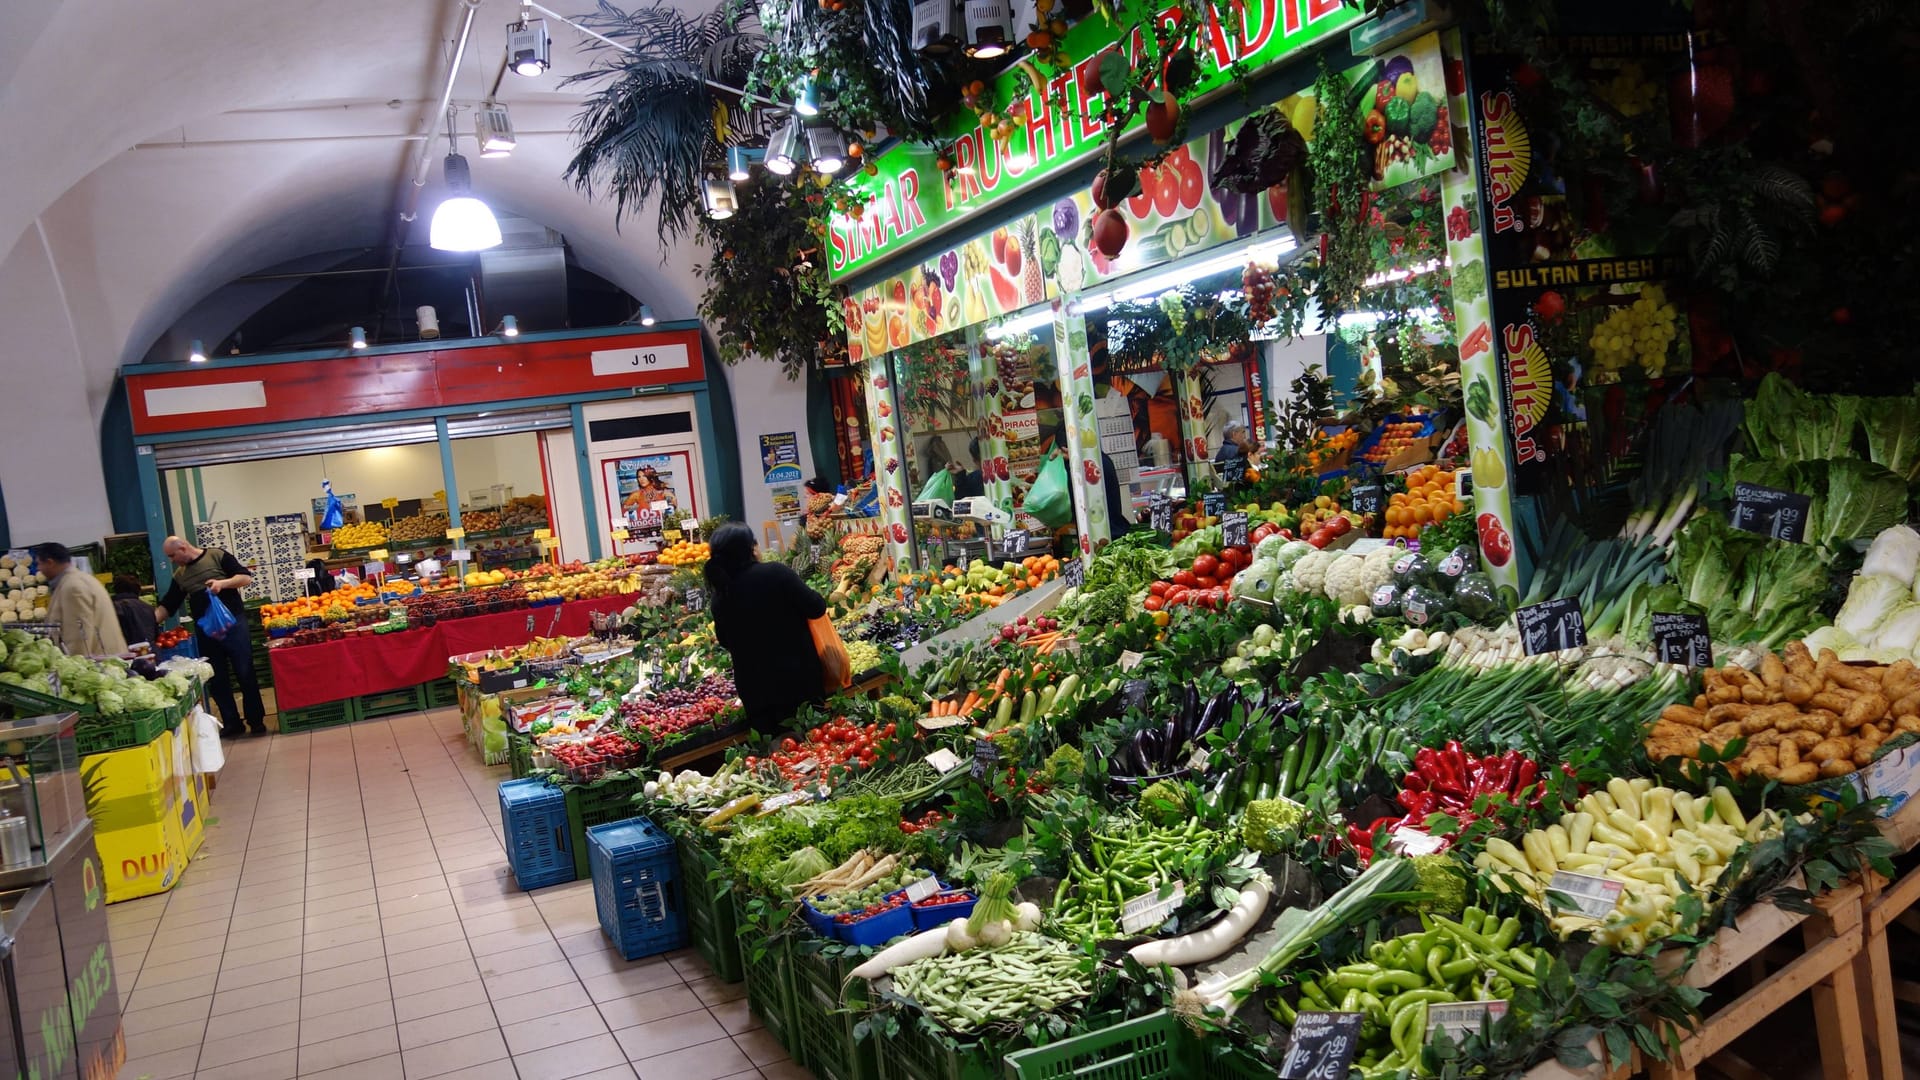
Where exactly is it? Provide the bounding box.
[320,480,345,530]
[197,589,236,640]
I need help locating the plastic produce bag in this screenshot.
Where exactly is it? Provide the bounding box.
[319,479,345,530]
[916,468,955,505]
[810,615,852,694]
[191,706,225,773]
[197,589,236,640]
[1025,454,1073,527]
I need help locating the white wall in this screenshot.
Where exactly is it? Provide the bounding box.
[725,361,816,539]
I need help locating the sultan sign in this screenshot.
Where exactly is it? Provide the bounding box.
[826,0,1362,282]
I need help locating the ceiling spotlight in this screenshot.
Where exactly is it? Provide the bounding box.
[189,339,207,364]
[499,315,520,337]
[911,0,961,52]
[475,103,516,157]
[703,178,738,219]
[350,326,368,349]
[429,150,502,252]
[507,17,551,77]
[794,78,820,117]
[727,146,764,182]
[807,127,848,175]
[765,120,800,176]
[639,305,657,326]
[963,0,1014,57]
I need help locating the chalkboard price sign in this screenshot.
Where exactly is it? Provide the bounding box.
[1222,511,1249,550]
[1061,557,1086,589]
[1650,611,1712,668]
[1350,482,1385,515]
[1517,597,1588,656]
[1730,482,1812,543]
[1148,493,1173,534]
[1279,1012,1364,1080]
[685,586,707,613]
[1003,529,1030,556]
[971,738,1001,782]
[1218,455,1248,485]
[1202,492,1227,518]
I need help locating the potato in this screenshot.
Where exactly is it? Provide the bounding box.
[1741,682,1773,705]
[1854,745,1881,767]
[1709,703,1754,726]
[1779,763,1821,785]
[1820,759,1856,779]
[1762,652,1787,692]
[1775,713,1829,733]
[1739,704,1799,733]
[1749,729,1784,747]
[1807,738,1851,763]
[1731,666,1763,689]
[1899,715,1920,735]
[1882,659,1915,688]
[1661,704,1710,731]
[1708,721,1744,741]
[1828,664,1885,694]
[1783,675,1818,705]
[1790,729,1825,751]
[1745,744,1779,771]
[1844,692,1890,729]
[1693,694,1710,711]
[1892,689,1920,718]
[1784,642,1816,681]
[1707,684,1742,706]
[1780,739,1801,768]
[1809,691,1856,714]
[1703,668,1728,691]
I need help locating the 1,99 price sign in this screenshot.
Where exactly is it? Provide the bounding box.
[1279,1012,1363,1080]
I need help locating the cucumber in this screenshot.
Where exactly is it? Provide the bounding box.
[1295,727,1324,791]
[994,694,1014,731]
[1038,686,1057,716]
[1275,742,1303,799]
[1054,674,1081,712]
[1019,690,1038,728]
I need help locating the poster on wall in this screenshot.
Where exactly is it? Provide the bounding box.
[1354,32,1458,190]
[604,453,697,550]
[1471,36,1692,495]
[760,432,803,485]
[771,485,803,520]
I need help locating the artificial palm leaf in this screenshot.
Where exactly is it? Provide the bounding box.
[562,1,769,245]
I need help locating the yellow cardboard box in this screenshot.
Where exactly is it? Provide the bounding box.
[84,723,208,903]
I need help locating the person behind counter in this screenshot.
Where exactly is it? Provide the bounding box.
[155,536,266,738]
[1215,419,1258,464]
[111,573,158,650]
[948,437,986,500]
[37,543,127,656]
[703,522,830,740]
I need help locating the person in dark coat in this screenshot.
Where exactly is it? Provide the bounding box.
[704,522,831,739]
[304,559,336,597]
[111,574,158,649]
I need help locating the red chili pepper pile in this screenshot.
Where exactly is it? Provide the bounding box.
[834,893,907,925]
[899,809,948,835]
[1347,743,1554,863]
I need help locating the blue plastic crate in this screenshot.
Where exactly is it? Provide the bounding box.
[833,900,912,947]
[587,817,687,960]
[499,779,575,890]
[910,891,977,932]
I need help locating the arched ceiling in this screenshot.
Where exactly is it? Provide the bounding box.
[2,0,722,407]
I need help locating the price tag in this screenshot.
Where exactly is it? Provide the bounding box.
[612,528,631,542]
[663,529,684,542]
[1351,481,1385,515]
[650,501,670,513]
[1650,612,1713,668]
[451,549,472,562]
[446,527,466,540]
[1221,511,1249,550]
[833,492,849,506]
[686,587,707,613]
[1425,1001,1507,1044]
[924,748,963,774]
[1218,455,1248,485]
[1516,597,1587,656]
[1117,649,1145,672]
[970,738,1001,781]
[1120,880,1185,934]
[918,715,968,731]
[1202,492,1227,518]
[364,561,385,577]
[758,789,816,814]
[1061,557,1086,589]
[1003,529,1030,556]
[904,875,942,902]
[1148,493,1173,534]
[295,568,316,581]
[1455,469,1474,501]
[1279,1012,1364,1080]
[1546,870,1625,919]
[1730,482,1812,543]
[396,553,412,564]
[381,498,399,509]
[419,559,442,577]
[533,528,554,540]
[370,548,389,560]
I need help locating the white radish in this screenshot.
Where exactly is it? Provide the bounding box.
[847,927,951,981]
[1126,877,1271,968]
[944,918,979,952]
[1013,902,1042,932]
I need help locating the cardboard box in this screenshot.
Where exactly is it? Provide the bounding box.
[84,724,208,903]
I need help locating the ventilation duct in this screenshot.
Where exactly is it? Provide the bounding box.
[478,216,568,332]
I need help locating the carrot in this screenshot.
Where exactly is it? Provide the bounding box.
[960,691,981,716]
[992,668,1010,694]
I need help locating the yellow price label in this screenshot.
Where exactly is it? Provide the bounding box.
[612,528,631,542]
[533,528,554,540]
[663,529,684,542]
[445,527,466,539]
[369,548,390,560]
[380,498,399,509]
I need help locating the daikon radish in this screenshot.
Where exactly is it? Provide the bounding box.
[1126,877,1272,968]
[847,927,951,981]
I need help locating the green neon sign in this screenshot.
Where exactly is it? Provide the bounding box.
[825,0,1364,282]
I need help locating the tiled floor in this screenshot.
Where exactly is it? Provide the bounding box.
[109,706,815,1080]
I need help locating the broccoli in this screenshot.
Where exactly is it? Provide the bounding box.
[1408,92,1441,141]
[1411,853,1468,916]
[1042,744,1084,788]
[1138,780,1189,825]
[1241,798,1308,855]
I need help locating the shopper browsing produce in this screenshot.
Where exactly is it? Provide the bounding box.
[155,535,265,738]
[110,573,157,649]
[704,521,829,739]
[37,543,126,657]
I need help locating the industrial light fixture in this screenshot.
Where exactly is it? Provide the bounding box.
[727,146,764,182]
[806,127,848,175]
[350,326,368,349]
[507,13,551,77]
[765,119,800,176]
[498,315,520,337]
[475,103,517,157]
[188,339,208,363]
[911,0,961,52]
[703,178,738,219]
[639,305,656,326]
[429,114,502,252]
[794,77,820,117]
[963,0,1014,58]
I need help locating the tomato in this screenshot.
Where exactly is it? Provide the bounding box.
[1192,554,1220,579]
[883,723,896,737]
[1252,523,1278,544]
[1327,516,1353,537]
[1143,595,1165,612]
[1151,164,1180,218]
[1172,570,1198,588]
[1194,575,1218,589]
[1148,580,1171,597]
[1165,586,1189,606]
[781,738,798,752]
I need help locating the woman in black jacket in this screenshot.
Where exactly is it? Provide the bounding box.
[704,523,830,738]
[110,574,158,648]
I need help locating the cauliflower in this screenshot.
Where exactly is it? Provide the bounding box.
[1322,553,1373,607]
[1286,549,1337,596]
[1361,546,1398,592]
[1242,798,1308,854]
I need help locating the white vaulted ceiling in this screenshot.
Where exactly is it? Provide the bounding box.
[0,0,727,541]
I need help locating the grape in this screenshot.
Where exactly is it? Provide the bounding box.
[1587,285,1677,379]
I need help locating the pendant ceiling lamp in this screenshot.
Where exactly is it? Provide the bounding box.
[429,111,502,252]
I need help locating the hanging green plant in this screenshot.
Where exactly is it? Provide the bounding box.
[1105,288,1250,373]
[697,179,845,378]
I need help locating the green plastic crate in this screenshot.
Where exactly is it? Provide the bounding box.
[678,836,742,982]
[1001,1011,1271,1080]
[279,697,360,733]
[359,684,428,718]
[790,973,874,1080]
[562,774,649,879]
[74,710,172,756]
[424,678,460,710]
[734,890,794,1050]
[252,641,274,688]
[874,1017,1003,1080]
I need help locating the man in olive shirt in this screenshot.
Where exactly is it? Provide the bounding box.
[155,535,266,737]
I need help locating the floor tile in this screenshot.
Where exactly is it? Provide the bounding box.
[732,1027,790,1067]
[514,1032,631,1080]
[397,1001,501,1051]
[210,972,301,1015]
[124,972,219,1013]
[391,956,482,998]
[301,976,394,1020]
[492,978,590,1025]
[298,1023,402,1074]
[708,996,760,1035]
[301,954,389,995]
[430,1060,520,1080]
[400,1027,510,1079]
[757,1063,814,1080]
[502,1003,609,1055]
[584,962,683,1004]
[121,1017,206,1059]
[193,1047,298,1080]
[596,985,705,1031]
[296,1050,405,1080]
[114,1043,201,1080]
[203,995,301,1042]
[299,997,396,1044]
[611,1011,728,1061]
[388,938,472,975]
[195,1018,298,1068]
[628,1036,755,1080]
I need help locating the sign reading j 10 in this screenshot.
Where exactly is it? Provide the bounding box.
[826,0,1360,281]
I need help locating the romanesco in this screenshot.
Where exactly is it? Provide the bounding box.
[1138,780,1189,825]
[1241,798,1308,854]
[1042,744,1085,788]
[1411,853,1468,916]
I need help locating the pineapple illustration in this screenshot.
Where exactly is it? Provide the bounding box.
[1018,217,1045,303]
